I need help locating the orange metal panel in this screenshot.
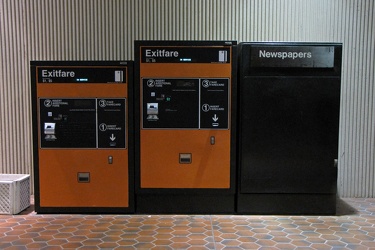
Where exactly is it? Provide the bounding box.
[140,129,230,189]
[140,63,232,78]
[38,149,129,207]
[37,84,127,98]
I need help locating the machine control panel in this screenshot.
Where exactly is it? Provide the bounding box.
[142,78,229,129]
[39,98,126,149]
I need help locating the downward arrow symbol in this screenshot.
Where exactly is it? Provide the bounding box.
[212,114,219,122]
[110,134,116,141]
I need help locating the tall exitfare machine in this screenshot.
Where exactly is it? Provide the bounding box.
[238,43,342,214]
[31,61,134,213]
[135,41,237,213]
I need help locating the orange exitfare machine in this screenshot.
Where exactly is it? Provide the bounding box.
[134,41,237,213]
[31,61,134,213]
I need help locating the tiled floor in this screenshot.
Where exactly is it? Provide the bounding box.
[0,198,374,249]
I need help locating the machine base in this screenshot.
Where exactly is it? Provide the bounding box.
[136,193,235,214]
[237,193,336,215]
[35,206,134,214]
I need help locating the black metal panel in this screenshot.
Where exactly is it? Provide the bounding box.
[37,67,127,83]
[142,78,200,129]
[237,194,337,215]
[137,193,235,214]
[250,45,335,68]
[239,77,340,194]
[239,42,342,76]
[200,78,229,129]
[97,98,126,148]
[39,98,97,148]
[142,78,230,129]
[237,42,342,214]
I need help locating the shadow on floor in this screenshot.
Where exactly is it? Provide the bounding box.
[336,198,357,216]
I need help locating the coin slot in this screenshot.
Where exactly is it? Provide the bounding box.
[210,136,215,145]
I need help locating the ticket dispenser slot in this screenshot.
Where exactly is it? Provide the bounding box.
[77,173,90,183]
[135,41,237,214]
[31,61,134,214]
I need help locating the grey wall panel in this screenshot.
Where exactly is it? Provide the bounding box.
[338,0,375,197]
[24,0,135,61]
[0,0,374,197]
[0,0,32,177]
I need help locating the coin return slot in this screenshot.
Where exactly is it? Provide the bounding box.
[78,172,90,183]
[179,153,192,164]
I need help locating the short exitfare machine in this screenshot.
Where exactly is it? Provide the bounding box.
[135,41,237,213]
[237,43,342,214]
[31,61,134,213]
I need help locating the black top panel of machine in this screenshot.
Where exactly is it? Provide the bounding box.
[239,43,342,76]
[30,61,131,83]
[36,67,127,84]
[140,47,231,63]
[135,40,236,64]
